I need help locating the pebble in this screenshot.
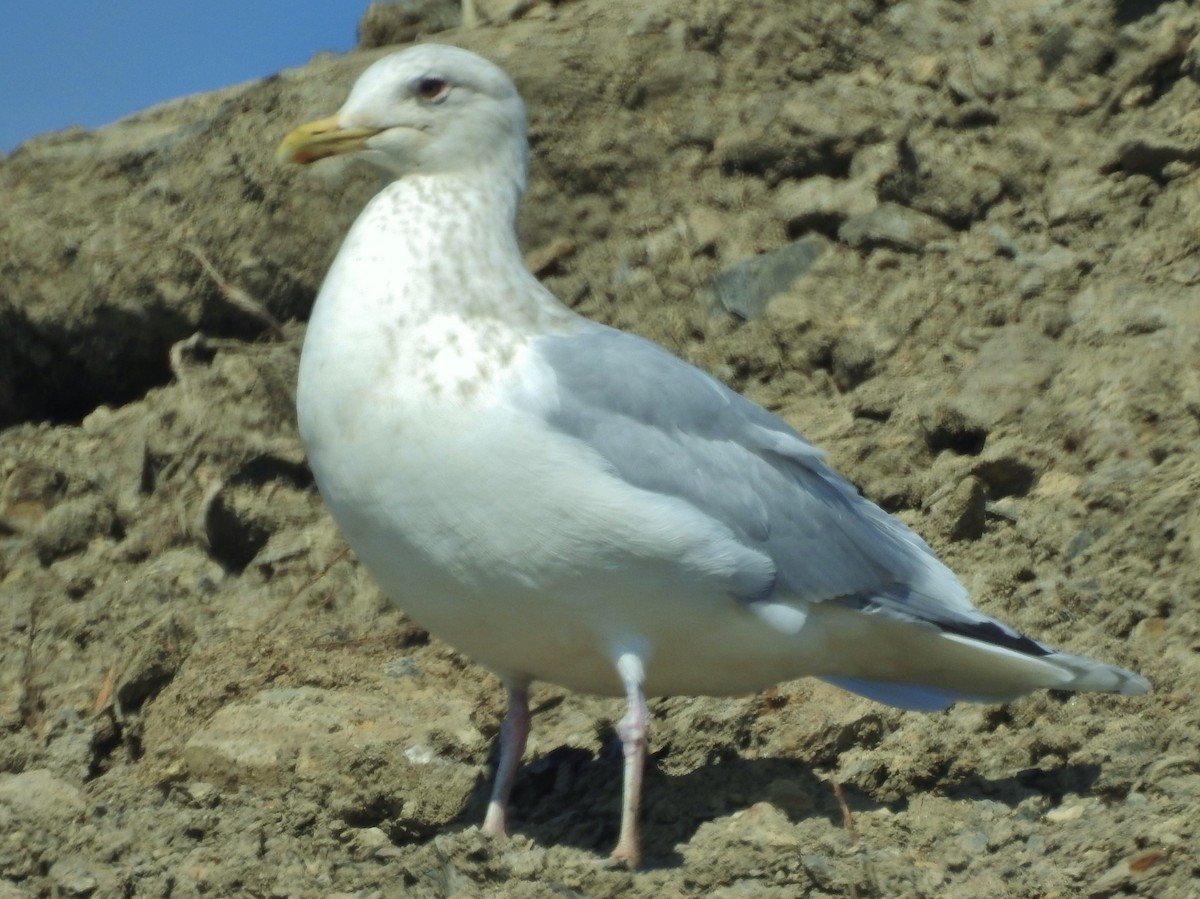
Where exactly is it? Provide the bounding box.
[701,236,826,319]
[1044,802,1089,824]
[838,203,952,253]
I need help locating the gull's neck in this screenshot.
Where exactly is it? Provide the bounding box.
[315,161,555,329]
[298,160,578,428]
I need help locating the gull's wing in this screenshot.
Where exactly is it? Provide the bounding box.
[518,323,1148,706]
[527,324,978,614]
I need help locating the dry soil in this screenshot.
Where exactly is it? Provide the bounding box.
[1,1,1197,896]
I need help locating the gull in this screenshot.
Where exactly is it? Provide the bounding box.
[276,44,1149,868]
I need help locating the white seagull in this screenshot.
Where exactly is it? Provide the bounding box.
[277,44,1149,868]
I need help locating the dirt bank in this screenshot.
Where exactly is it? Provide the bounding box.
[1,1,1196,895]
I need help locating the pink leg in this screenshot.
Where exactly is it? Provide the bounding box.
[482,682,530,838]
[610,654,648,869]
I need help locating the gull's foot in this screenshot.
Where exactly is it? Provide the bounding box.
[607,839,641,871]
[480,807,508,839]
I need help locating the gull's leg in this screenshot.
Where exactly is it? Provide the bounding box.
[482,681,530,837]
[610,653,648,869]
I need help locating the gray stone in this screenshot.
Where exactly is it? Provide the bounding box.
[701,236,827,320]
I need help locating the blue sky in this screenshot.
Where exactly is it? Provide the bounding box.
[1,2,360,154]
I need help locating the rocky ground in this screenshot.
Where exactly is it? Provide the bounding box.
[1,0,1198,896]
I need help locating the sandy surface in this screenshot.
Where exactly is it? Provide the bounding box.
[1,0,1197,896]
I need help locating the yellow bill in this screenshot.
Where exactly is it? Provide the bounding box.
[276,115,383,165]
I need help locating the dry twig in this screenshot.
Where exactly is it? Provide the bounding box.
[181,243,286,340]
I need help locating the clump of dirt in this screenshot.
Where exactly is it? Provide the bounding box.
[1,0,1197,896]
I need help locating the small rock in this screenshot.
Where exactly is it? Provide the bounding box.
[183,686,481,798]
[945,49,1008,102]
[0,881,29,899]
[701,236,827,319]
[1046,167,1108,226]
[42,713,105,783]
[715,79,887,183]
[951,326,1061,426]
[928,476,987,542]
[763,778,815,815]
[685,206,726,256]
[1109,135,1200,178]
[31,494,121,565]
[918,403,989,456]
[876,136,1006,227]
[774,175,877,235]
[523,237,575,277]
[115,613,196,713]
[0,769,87,824]
[908,55,945,88]
[53,872,98,898]
[643,221,687,265]
[830,332,879,391]
[201,453,314,572]
[352,826,394,856]
[849,379,902,422]
[0,463,67,532]
[625,50,720,108]
[183,782,220,807]
[1044,801,1088,823]
[838,202,952,253]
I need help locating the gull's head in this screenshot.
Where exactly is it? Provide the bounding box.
[277,44,527,186]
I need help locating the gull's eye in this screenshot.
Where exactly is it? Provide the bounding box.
[414,76,450,103]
